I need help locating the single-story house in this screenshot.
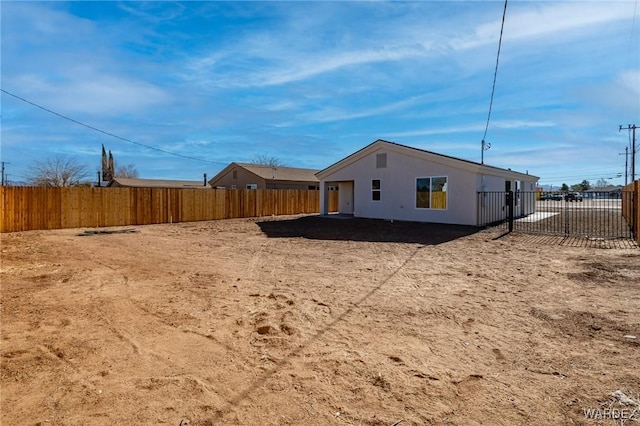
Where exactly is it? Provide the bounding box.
[583,186,623,199]
[107,177,210,189]
[208,162,319,190]
[316,139,539,226]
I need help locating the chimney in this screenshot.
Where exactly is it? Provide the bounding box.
[203,173,207,186]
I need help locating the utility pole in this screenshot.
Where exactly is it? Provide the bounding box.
[1,162,9,186]
[481,139,491,164]
[619,124,637,182]
[619,147,629,186]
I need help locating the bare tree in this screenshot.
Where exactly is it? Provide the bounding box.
[251,154,286,167]
[26,155,90,187]
[115,164,139,178]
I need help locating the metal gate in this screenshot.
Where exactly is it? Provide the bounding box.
[477,191,635,240]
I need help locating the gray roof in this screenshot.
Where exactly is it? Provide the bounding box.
[584,186,622,192]
[107,177,209,189]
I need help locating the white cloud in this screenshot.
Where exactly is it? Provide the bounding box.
[386,120,556,138]
[299,94,429,124]
[186,43,432,89]
[452,2,633,50]
[11,74,171,116]
[184,1,636,91]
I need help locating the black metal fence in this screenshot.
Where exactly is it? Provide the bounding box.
[477,191,635,239]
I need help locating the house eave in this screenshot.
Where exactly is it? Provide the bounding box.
[316,139,539,181]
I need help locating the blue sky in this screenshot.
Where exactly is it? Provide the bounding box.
[1,1,639,188]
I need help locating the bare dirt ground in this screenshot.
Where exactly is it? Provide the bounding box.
[1,215,639,426]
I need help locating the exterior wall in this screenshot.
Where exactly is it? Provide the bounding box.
[211,166,266,189]
[319,147,538,225]
[266,180,319,190]
[319,181,328,215]
[338,181,354,214]
[318,141,539,225]
[476,174,507,224]
[517,180,537,216]
[321,148,482,225]
[476,175,537,224]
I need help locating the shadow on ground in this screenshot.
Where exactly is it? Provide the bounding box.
[257,215,481,245]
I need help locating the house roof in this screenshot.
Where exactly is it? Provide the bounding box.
[107,177,209,189]
[584,186,622,192]
[208,162,319,185]
[316,139,539,181]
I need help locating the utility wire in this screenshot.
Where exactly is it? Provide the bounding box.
[540,172,622,180]
[481,0,508,147]
[0,88,227,166]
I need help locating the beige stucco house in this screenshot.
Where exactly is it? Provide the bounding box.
[208,163,319,190]
[317,140,539,226]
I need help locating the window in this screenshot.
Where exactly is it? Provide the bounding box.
[376,153,387,168]
[232,170,238,179]
[372,179,381,201]
[246,184,257,189]
[416,177,447,209]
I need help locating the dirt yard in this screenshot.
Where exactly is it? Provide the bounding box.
[1,215,639,425]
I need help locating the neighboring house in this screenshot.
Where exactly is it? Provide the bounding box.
[107,177,210,189]
[208,162,319,190]
[316,139,539,226]
[583,186,623,199]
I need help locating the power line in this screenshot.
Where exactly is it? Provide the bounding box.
[0,88,227,166]
[2,145,38,160]
[539,174,623,182]
[481,0,508,164]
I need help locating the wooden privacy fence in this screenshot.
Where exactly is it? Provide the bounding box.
[622,180,640,244]
[0,187,339,233]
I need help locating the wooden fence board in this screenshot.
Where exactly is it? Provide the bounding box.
[0,187,339,232]
[622,180,640,244]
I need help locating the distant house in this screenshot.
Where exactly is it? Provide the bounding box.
[583,186,623,199]
[316,139,539,226]
[107,177,209,189]
[208,162,319,190]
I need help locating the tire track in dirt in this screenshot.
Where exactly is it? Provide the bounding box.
[213,244,425,421]
[83,260,246,411]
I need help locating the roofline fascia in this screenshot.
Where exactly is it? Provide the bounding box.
[317,140,538,181]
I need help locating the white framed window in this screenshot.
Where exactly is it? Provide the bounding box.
[372,179,381,201]
[416,176,447,209]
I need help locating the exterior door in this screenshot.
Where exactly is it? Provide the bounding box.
[339,181,354,214]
